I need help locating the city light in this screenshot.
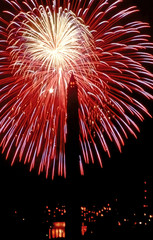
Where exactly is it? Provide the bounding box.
[5,176,153,237]
[49,222,66,239]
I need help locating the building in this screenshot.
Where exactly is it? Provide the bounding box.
[5,176,153,238]
[114,176,153,232]
[66,74,81,240]
[41,203,66,239]
[49,222,66,239]
[143,177,152,213]
[142,176,153,230]
[66,73,80,180]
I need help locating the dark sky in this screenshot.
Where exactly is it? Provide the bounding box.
[0,0,153,213]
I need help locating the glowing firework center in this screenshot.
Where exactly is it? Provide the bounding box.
[8,6,97,91]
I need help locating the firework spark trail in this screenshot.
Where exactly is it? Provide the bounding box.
[0,0,153,178]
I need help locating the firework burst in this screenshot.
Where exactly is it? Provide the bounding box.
[0,0,153,178]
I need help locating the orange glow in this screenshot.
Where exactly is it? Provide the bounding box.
[49,228,52,239]
[81,222,87,236]
[143,205,148,208]
[49,222,66,239]
[52,229,56,239]
[118,221,121,226]
[81,206,86,211]
[56,229,58,238]
[53,222,66,228]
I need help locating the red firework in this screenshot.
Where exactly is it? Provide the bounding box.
[0,0,153,179]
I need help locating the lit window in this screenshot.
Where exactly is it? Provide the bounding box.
[118,221,121,226]
[59,229,63,238]
[56,229,58,238]
[51,229,55,238]
[81,222,87,236]
[49,229,51,239]
[49,222,66,239]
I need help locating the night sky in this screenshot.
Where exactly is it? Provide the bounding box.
[0,0,153,223]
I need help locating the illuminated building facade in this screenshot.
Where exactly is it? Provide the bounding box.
[4,177,153,237]
[115,176,153,232]
[41,203,66,239]
[41,202,113,238]
[143,176,153,228]
[143,177,152,211]
[49,222,66,239]
[80,203,112,236]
